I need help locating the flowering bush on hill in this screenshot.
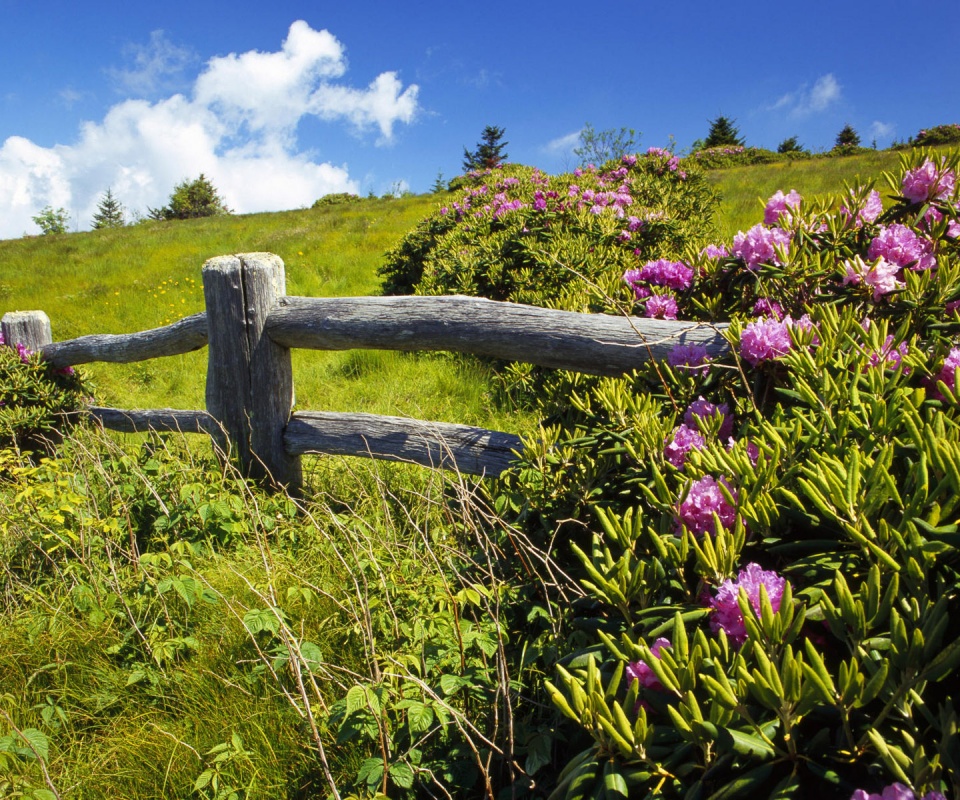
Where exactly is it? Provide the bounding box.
[494,149,960,799]
[0,334,88,453]
[380,153,719,311]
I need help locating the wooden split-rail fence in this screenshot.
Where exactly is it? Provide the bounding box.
[1,252,729,491]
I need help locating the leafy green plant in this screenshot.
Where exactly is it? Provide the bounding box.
[495,148,960,798]
[0,340,88,454]
[30,206,69,236]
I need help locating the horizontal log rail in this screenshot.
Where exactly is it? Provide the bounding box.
[267,296,728,378]
[3,252,733,488]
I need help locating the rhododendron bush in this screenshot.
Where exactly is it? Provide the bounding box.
[493,150,959,799]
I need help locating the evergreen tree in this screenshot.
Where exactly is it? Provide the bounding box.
[834,124,861,149]
[150,174,232,220]
[776,136,805,154]
[91,188,126,229]
[462,126,508,172]
[703,116,745,148]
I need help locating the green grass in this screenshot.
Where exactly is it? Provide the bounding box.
[0,194,529,431]
[706,148,906,239]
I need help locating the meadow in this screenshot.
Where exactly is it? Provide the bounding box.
[2,145,956,800]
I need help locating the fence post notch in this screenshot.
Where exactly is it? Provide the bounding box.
[202,253,301,491]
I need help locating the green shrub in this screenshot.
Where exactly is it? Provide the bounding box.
[914,124,960,148]
[381,154,719,314]
[0,339,88,454]
[494,149,960,799]
[687,146,811,170]
[311,192,361,208]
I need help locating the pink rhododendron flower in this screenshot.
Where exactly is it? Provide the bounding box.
[868,224,936,271]
[676,475,737,536]
[709,563,786,645]
[732,224,792,270]
[902,159,957,204]
[684,397,734,439]
[752,298,784,320]
[621,154,637,166]
[645,294,679,320]
[842,255,905,301]
[840,189,884,227]
[626,638,671,690]
[763,189,802,225]
[739,317,793,366]
[635,259,694,291]
[850,783,945,800]
[700,243,729,259]
[926,347,960,399]
[667,343,709,372]
[868,335,910,373]
[664,424,706,468]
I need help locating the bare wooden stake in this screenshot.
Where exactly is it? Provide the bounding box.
[202,253,301,490]
[1,310,53,352]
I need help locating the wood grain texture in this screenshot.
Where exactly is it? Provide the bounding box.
[40,313,208,368]
[266,295,729,376]
[2,310,53,352]
[285,410,524,476]
[89,406,220,435]
[202,253,300,489]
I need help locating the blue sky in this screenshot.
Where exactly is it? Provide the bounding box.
[1,0,958,239]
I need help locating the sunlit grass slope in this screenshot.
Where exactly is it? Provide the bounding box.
[0,195,520,431]
[706,149,906,240]
[1,149,907,431]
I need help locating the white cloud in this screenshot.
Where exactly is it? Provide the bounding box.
[108,30,198,97]
[0,21,419,239]
[543,130,581,155]
[870,120,896,142]
[769,73,842,117]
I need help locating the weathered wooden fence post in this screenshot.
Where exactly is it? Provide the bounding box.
[1,310,53,351]
[202,253,301,491]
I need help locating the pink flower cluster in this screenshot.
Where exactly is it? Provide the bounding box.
[851,783,945,800]
[645,294,678,320]
[739,315,818,367]
[732,224,792,270]
[709,563,786,645]
[623,259,694,294]
[840,189,884,227]
[752,298,784,320]
[700,243,729,260]
[664,424,706,468]
[667,343,709,372]
[664,397,734,468]
[868,224,936,271]
[927,347,960,398]
[739,317,793,366]
[676,475,737,536]
[842,255,905,302]
[763,189,801,225]
[902,159,956,204]
[626,637,671,690]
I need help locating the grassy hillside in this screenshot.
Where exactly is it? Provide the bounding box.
[0,149,910,427]
[706,148,905,239]
[0,196,526,432]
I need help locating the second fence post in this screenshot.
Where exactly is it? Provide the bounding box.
[202,252,302,491]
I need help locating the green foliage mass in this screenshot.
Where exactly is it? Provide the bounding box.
[151,174,232,221]
[31,206,70,236]
[0,342,88,453]
[494,149,960,798]
[704,116,746,149]
[380,155,719,313]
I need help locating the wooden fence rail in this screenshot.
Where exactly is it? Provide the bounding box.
[2,252,729,491]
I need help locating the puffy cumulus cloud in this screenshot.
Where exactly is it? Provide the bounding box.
[0,21,418,239]
[770,73,842,117]
[870,120,896,143]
